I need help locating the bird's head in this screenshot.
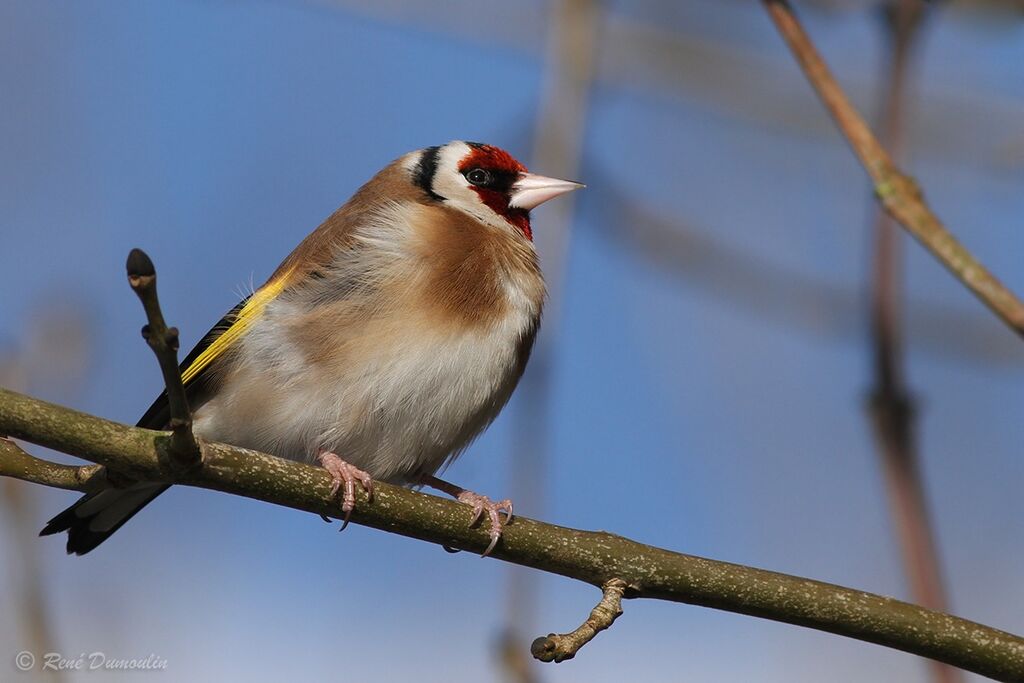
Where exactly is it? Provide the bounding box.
[409,141,583,241]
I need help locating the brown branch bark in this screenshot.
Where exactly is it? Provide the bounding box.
[1,387,1022,680]
[866,4,962,683]
[763,0,1024,338]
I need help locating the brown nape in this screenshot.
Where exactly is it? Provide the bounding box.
[267,159,425,287]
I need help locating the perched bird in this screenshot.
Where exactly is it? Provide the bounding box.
[41,141,582,557]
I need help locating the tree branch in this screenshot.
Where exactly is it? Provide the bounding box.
[762,0,1024,338]
[0,437,106,492]
[0,388,1022,680]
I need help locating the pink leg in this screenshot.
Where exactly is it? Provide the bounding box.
[420,475,513,557]
[318,451,374,531]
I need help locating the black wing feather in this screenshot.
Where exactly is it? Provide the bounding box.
[136,296,249,429]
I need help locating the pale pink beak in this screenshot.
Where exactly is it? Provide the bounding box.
[509,173,584,210]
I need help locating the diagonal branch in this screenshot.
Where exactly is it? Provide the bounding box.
[0,387,1022,680]
[762,0,1024,338]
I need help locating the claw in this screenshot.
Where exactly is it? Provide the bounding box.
[456,491,514,557]
[317,451,374,531]
[418,476,515,558]
[467,499,484,526]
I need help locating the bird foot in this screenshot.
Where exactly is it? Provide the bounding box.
[418,475,513,556]
[318,451,373,531]
[456,491,513,557]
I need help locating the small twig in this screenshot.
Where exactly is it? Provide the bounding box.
[762,0,1024,338]
[126,248,202,468]
[531,578,627,663]
[0,437,106,492]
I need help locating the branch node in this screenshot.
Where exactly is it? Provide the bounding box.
[532,578,628,663]
[874,180,896,200]
[166,327,180,352]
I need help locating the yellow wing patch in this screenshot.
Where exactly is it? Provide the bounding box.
[180,269,294,385]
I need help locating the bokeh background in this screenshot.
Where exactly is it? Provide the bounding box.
[1,1,1022,681]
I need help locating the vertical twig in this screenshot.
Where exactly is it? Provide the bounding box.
[866,3,962,683]
[0,314,94,683]
[3,479,64,682]
[126,248,202,468]
[500,2,599,681]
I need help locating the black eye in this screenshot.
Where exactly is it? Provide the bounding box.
[465,168,492,186]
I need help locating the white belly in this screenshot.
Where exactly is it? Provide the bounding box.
[192,300,533,483]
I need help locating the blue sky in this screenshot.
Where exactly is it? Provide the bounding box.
[1,1,1022,681]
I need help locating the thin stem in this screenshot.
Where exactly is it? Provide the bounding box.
[126,248,202,468]
[865,3,962,683]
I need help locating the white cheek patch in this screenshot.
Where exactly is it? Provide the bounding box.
[430,141,517,233]
[430,141,475,204]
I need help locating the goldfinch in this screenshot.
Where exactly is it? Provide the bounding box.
[41,141,582,557]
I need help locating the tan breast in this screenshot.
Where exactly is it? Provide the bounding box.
[412,201,544,330]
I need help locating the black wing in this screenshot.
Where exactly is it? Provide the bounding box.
[136,296,249,429]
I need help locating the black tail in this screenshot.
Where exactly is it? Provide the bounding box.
[39,296,242,555]
[40,483,168,555]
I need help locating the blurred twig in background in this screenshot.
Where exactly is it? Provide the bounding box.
[595,185,1024,366]
[865,3,962,683]
[2,478,63,682]
[0,299,93,683]
[500,2,599,681]
[763,0,1024,337]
